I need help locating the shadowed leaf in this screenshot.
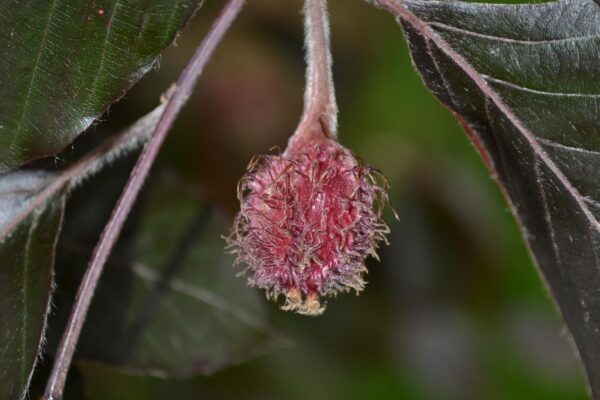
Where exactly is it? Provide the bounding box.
[0,0,203,172]
[66,176,289,378]
[0,187,65,400]
[376,0,600,395]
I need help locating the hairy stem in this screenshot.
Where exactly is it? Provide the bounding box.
[287,0,337,154]
[43,1,244,398]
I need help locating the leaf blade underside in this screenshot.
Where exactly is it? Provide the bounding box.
[377,0,600,395]
[64,177,289,378]
[0,188,66,400]
[0,0,203,172]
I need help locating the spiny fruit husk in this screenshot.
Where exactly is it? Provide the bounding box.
[228,138,391,316]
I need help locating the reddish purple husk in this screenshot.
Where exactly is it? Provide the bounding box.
[228,138,391,315]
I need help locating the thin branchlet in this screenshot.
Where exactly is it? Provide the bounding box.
[286,0,337,155]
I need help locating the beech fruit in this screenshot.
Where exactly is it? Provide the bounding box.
[228,136,390,315]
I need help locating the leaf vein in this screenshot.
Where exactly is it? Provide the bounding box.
[133,262,270,334]
[539,137,600,157]
[6,0,59,158]
[430,20,600,46]
[534,154,562,267]
[87,0,122,105]
[19,208,39,395]
[484,75,600,98]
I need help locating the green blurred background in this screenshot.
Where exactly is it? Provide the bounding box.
[38,1,591,399]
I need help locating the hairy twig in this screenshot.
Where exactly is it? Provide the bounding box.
[43,1,244,398]
[286,0,337,154]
